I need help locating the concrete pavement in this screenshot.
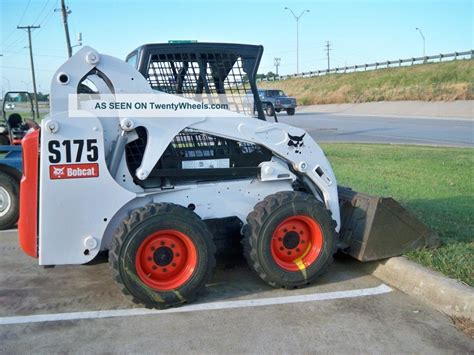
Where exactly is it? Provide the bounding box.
[277,111,474,147]
[0,230,472,353]
[299,100,474,119]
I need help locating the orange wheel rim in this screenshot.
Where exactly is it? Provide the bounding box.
[135,230,197,291]
[271,215,323,272]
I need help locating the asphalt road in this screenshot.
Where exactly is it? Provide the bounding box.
[277,112,474,147]
[0,230,472,353]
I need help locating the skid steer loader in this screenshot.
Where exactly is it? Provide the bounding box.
[18,43,437,309]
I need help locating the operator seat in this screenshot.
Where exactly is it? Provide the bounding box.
[7,113,27,144]
[7,113,22,130]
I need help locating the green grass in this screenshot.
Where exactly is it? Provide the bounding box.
[5,111,48,122]
[321,143,474,286]
[260,60,474,104]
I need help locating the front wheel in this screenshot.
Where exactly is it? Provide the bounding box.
[265,104,275,117]
[286,108,295,116]
[243,191,336,288]
[109,203,216,309]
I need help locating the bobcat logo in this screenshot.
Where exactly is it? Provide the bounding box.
[287,133,306,154]
[53,166,65,178]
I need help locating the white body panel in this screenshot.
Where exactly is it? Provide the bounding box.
[39,47,340,265]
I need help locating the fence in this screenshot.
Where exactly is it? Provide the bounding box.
[259,50,473,82]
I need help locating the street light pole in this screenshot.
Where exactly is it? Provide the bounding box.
[1,77,10,98]
[284,7,310,74]
[2,77,10,91]
[21,81,30,91]
[415,27,425,57]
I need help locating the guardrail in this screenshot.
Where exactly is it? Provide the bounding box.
[259,50,473,82]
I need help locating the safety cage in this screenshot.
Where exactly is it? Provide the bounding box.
[126,42,266,119]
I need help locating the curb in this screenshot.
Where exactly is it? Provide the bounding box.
[366,257,474,320]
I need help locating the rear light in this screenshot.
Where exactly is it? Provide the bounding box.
[18,129,40,258]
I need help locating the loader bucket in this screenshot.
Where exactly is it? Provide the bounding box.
[338,187,439,261]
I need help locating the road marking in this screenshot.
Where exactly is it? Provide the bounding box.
[0,284,392,325]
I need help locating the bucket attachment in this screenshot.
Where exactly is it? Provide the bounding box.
[338,187,439,262]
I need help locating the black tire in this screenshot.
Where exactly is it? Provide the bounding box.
[265,104,275,117]
[286,108,295,116]
[243,191,336,288]
[0,135,10,145]
[0,170,19,230]
[109,203,216,309]
[275,108,281,113]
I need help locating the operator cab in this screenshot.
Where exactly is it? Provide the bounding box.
[125,42,266,120]
[123,43,273,188]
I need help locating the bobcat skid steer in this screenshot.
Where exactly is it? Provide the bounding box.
[18,44,437,309]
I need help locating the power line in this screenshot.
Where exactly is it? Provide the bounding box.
[2,1,58,60]
[17,0,33,25]
[32,0,52,25]
[0,65,56,72]
[1,0,55,53]
[1,0,31,47]
[2,49,65,58]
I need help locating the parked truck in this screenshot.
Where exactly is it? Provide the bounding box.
[258,89,297,116]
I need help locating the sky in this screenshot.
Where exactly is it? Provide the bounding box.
[0,0,472,95]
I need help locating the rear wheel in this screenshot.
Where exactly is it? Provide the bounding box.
[109,203,216,309]
[0,171,19,230]
[243,191,336,288]
[286,108,295,116]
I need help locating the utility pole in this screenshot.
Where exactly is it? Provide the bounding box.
[17,25,40,120]
[325,41,332,71]
[56,0,72,57]
[274,58,281,76]
[284,7,310,74]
